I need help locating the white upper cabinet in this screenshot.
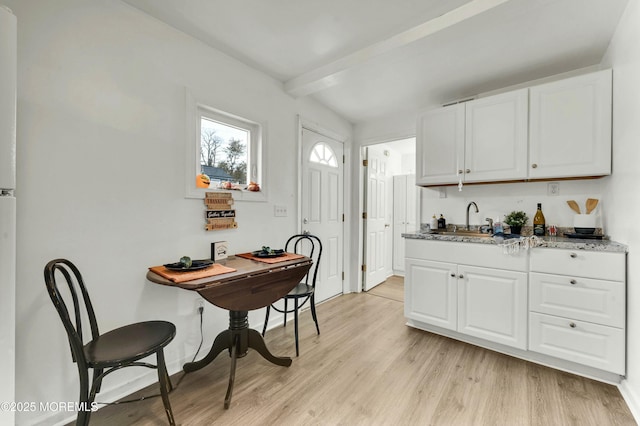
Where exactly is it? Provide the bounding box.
[416,69,613,186]
[416,103,465,185]
[529,69,612,179]
[464,89,528,182]
[416,89,528,185]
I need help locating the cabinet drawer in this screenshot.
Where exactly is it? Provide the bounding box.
[529,312,625,374]
[530,273,625,328]
[530,248,625,281]
[406,239,527,272]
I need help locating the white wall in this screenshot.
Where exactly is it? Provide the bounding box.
[421,179,608,230]
[6,0,352,424]
[600,0,640,419]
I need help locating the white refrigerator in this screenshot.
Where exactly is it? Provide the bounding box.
[0,4,17,425]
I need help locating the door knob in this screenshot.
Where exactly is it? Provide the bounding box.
[303,218,309,224]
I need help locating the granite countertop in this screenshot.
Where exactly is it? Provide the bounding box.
[403,231,628,253]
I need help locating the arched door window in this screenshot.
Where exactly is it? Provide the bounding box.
[309,142,338,167]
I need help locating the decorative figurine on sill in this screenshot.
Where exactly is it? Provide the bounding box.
[247,181,260,192]
[196,173,211,188]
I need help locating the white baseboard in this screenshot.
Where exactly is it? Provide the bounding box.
[618,379,640,423]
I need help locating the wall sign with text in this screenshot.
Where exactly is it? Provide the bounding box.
[204,192,238,231]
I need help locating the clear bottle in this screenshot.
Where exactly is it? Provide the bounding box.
[533,203,546,236]
[493,215,504,234]
[430,214,438,230]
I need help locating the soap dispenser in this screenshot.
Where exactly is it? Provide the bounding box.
[437,214,446,229]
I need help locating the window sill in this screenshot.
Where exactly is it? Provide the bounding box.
[185,187,267,202]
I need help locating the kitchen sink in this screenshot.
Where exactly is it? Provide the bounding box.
[429,229,492,238]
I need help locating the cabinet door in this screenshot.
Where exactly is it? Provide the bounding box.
[464,89,528,182]
[457,266,527,349]
[416,104,465,185]
[529,69,612,179]
[405,258,457,330]
[392,175,418,272]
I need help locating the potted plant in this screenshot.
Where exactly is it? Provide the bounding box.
[504,210,528,235]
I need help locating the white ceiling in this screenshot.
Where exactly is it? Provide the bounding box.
[121,0,629,124]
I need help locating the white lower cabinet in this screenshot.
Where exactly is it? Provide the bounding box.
[405,240,627,380]
[405,258,457,330]
[405,240,527,350]
[528,248,626,375]
[458,266,527,349]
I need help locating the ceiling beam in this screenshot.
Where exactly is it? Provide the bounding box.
[284,0,512,98]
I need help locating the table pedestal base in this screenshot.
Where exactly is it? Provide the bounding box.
[183,310,292,408]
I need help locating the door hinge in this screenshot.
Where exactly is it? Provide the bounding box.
[342,213,345,222]
[363,159,368,167]
[343,155,345,164]
[361,264,367,272]
[342,271,344,280]
[362,212,367,220]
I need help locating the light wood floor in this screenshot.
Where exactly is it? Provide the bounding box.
[83,278,635,425]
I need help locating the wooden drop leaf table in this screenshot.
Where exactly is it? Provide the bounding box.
[147,255,312,408]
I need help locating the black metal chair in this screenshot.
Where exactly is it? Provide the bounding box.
[44,259,176,426]
[262,234,322,356]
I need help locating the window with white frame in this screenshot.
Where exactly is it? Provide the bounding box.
[186,92,264,200]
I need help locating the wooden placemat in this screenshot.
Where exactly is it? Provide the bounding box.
[149,263,236,283]
[235,252,305,264]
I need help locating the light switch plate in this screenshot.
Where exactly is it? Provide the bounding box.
[274,205,287,217]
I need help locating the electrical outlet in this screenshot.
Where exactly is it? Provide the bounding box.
[547,182,560,196]
[274,205,287,217]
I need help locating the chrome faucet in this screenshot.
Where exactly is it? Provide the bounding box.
[466,201,479,230]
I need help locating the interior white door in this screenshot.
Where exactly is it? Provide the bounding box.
[392,174,417,273]
[364,147,390,291]
[301,128,344,303]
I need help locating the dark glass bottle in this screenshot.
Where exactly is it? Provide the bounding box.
[437,214,446,229]
[533,203,546,236]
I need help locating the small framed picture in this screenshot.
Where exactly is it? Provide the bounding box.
[211,241,229,261]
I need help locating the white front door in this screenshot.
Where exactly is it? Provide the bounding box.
[301,128,344,303]
[364,146,390,291]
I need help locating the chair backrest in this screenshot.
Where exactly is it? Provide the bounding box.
[285,234,322,289]
[44,259,99,365]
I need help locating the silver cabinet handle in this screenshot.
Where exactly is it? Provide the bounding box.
[532,163,538,168]
[458,169,463,174]
[570,279,577,285]
[466,169,471,173]
[303,230,310,235]
[570,253,577,258]
[450,273,456,278]
[569,322,576,328]
[459,274,464,279]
